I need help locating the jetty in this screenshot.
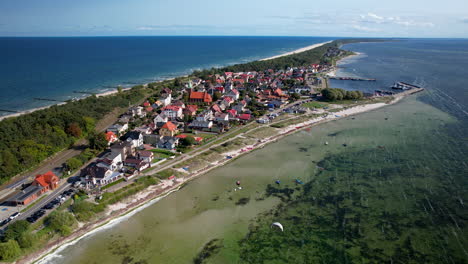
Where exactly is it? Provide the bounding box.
[391,82,421,90]
[73,91,97,95]
[396,87,425,96]
[0,109,20,113]
[329,76,376,81]
[33,98,67,102]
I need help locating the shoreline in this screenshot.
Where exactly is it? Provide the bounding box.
[22,87,423,264]
[326,52,363,77]
[260,41,332,61]
[0,41,332,122]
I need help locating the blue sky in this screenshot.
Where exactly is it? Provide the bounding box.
[1,0,467,37]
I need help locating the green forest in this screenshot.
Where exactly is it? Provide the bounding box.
[0,88,146,184]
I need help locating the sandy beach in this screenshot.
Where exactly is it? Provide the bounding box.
[260,41,332,61]
[326,52,363,77]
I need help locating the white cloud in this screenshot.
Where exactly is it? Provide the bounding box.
[136,25,216,31]
[358,13,434,27]
[367,13,384,20]
[351,25,381,32]
[136,26,155,31]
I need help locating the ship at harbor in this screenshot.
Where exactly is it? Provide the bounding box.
[391,81,421,90]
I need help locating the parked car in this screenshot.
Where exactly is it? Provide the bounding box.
[9,212,20,220]
[0,219,10,226]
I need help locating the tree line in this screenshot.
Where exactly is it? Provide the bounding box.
[321,88,364,101]
[0,87,146,184]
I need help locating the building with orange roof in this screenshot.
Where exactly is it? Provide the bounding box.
[105,131,118,144]
[189,91,212,103]
[7,171,60,206]
[34,171,59,191]
[159,121,179,137]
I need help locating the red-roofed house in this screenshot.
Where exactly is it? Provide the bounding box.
[215,87,225,93]
[211,104,222,113]
[160,121,179,137]
[175,134,203,143]
[143,101,151,107]
[221,96,233,108]
[189,91,212,103]
[162,105,183,119]
[232,79,245,84]
[34,171,59,192]
[227,109,237,119]
[105,131,118,144]
[225,72,233,77]
[274,88,285,97]
[237,114,251,121]
[183,105,198,116]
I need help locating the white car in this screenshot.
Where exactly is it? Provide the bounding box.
[9,212,20,220]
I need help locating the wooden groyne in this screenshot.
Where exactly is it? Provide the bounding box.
[329,76,377,81]
[73,91,97,95]
[33,98,67,102]
[0,109,20,113]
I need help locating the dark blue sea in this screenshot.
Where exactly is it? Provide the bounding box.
[0,36,333,115]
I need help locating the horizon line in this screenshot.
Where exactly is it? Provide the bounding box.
[0,35,466,40]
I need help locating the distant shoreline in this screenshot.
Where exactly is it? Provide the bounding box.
[260,41,332,61]
[0,41,332,122]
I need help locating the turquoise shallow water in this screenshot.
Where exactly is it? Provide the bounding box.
[40,40,468,263]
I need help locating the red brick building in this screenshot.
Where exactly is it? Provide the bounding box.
[8,171,60,206]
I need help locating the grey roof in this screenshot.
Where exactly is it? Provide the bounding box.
[103,151,121,161]
[124,131,142,140]
[9,185,43,203]
[82,165,109,179]
[110,141,132,150]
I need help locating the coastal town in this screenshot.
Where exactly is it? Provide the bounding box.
[0,43,424,262]
[1,61,330,223]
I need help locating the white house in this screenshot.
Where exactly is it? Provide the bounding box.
[107,123,128,136]
[129,106,145,118]
[96,151,123,171]
[159,93,172,106]
[196,110,213,122]
[124,131,144,149]
[162,105,183,120]
[154,113,169,124]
